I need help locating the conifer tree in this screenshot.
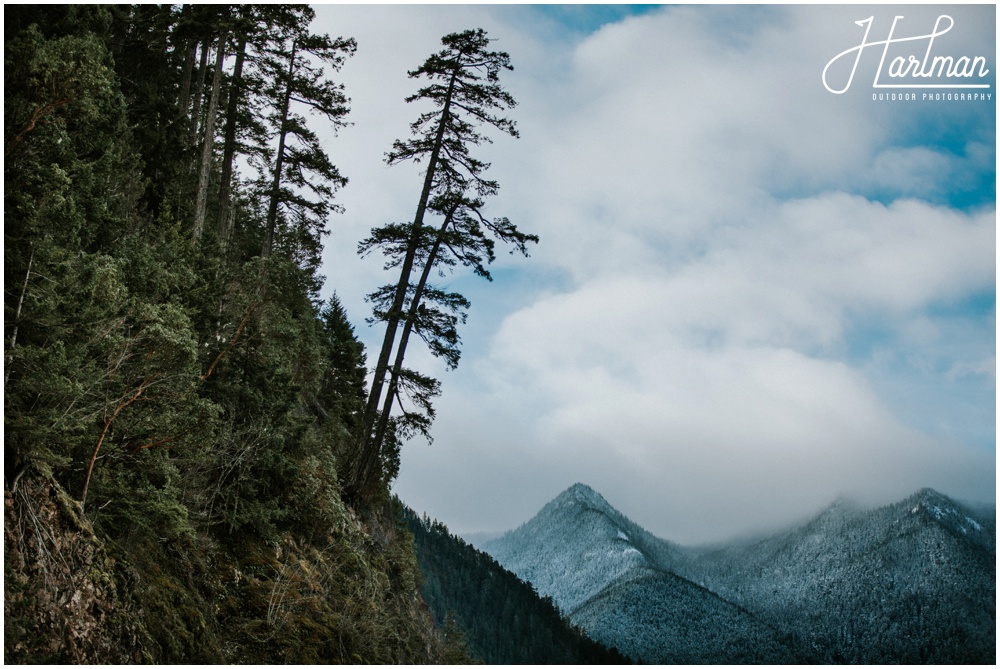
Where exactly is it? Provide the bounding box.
[192,25,228,244]
[216,5,314,247]
[348,29,534,502]
[366,192,536,452]
[257,29,355,259]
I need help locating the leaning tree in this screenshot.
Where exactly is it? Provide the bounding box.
[347,29,536,503]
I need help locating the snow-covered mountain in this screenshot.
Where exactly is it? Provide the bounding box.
[689,487,996,663]
[482,483,684,612]
[482,483,995,664]
[482,483,801,663]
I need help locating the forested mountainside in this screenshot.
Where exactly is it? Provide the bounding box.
[482,484,806,663]
[484,483,996,664]
[5,6,525,663]
[689,488,996,664]
[398,501,630,664]
[570,568,803,664]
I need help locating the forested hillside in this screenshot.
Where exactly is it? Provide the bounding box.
[4,6,523,663]
[571,568,803,664]
[398,501,629,664]
[690,488,996,663]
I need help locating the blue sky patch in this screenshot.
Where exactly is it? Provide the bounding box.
[532,4,661,34]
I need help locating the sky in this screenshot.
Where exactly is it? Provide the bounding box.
[309,3,996,545]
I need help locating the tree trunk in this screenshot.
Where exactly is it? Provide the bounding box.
[177,39,196,119]
[5,244,33,386]
[193,32,228,245]
[217,33,247,247]
[371,208,456,454]
[263,40,297,258]
[188,37,210,148]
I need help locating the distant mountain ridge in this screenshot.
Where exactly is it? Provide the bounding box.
[482,483,995,664]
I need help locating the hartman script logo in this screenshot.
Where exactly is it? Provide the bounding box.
[823,15,991,94]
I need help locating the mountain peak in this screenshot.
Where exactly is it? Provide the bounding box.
[542,483,630,526]
[484,483,657,613]
[902,488,988,540]
[904,487,958,516]
[557,482,610,510]
[485,487,994,664]
[913,487,949,504]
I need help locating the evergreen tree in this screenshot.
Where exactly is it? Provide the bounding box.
[4,8,474,665]
[347,28,533,503]
[215,5,314,248]
[106,4,188,218]
[6,8,141,479]
[398,501,630,664]
[365,191,536,453]
[256,27,355,259]
[192,21,228,244]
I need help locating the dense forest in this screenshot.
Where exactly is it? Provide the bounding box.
[4,5,534,663]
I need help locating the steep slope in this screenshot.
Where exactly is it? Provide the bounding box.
[483,483,803,663]
[571,567,803,664]
[691,488,996,663]
[398,501,629,664]
[5,6,456,664]
[6,467,456,664]
[482,483,685,612]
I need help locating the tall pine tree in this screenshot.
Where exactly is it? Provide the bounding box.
[257,29,355,260]
[347,29,534,503]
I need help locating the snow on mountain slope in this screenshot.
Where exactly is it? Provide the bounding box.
[482,483,995,664]
[482,483,671,612]
[691,487,996,663]
[571,568,802,664]
[482,483,805,663]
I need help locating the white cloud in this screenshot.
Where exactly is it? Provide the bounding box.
[310,5,995,544]
[948,356,996,381]
[466,190,993,541]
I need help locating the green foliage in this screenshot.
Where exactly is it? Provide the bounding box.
[4,7,455,665]
[254,19,355,258]
[441,612,474,664]
[105,4,189,217]
[387,28,519,196]
[5,23,119,163]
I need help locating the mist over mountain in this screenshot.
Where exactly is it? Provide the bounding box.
[483,483,995,664]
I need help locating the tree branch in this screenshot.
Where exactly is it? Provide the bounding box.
[81,374,156,510]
